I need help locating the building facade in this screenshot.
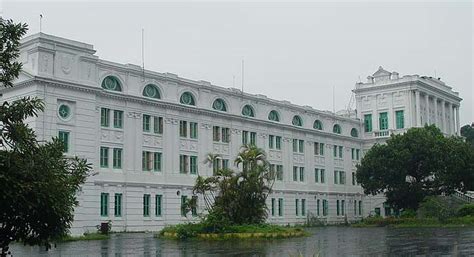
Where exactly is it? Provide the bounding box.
[4,33,461,235]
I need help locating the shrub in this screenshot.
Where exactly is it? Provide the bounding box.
[400,209,416,218]
[417,196,457,222]
[457,204,474,217]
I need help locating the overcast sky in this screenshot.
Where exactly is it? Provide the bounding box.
[3,1,473,124]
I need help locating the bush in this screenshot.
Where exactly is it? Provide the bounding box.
[457,204,474,217]
[417,196,457,222]
[400,209,416,218]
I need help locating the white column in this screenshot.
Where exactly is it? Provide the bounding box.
[415,91,421,127]
[425,94,430,125]
[455,106,460,136]
[447,102,453,135]
[433,97,438,127]
[441,99,446,133]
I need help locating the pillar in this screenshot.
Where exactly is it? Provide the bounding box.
[425,94,430,125]
[441,99,446,133]
[415,91,421,127]
[455,106,460,136]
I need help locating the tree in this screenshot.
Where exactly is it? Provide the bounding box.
[189,144,274,229]
[356,125,474,211]
[0,19,91,256]
[461,123,474,147]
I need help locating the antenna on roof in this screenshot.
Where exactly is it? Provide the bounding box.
[141,28,145,81]
[39,14,43,33]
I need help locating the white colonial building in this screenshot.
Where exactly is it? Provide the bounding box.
[3,33,461,235]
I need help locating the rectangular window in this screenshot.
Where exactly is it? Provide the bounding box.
[100,108,110,127]
[338,146,343,158]
[213,126,220,142]
[154,116,163,134]
[143,194,150,217]
[269,135,274,149]
[179,155,189,173]
[352,172,356,185]
[276,165,283,181]
[190,156,198,174]
[314,168,319,183]
[379,112,388,130]
[155,194,162,217]
[153,152,162,172]
[222,159,229,169]
[317,199,320,216]
[271,198,275,216]
[142,151,154,171]
[298,140,304,153]
[364,114,372,132]
[58,131,69,153]
[336,200,340,216]
[396,110,404,129]
[352,148,355,160]
[293,139,298,152]
[356,149,360,160]
[213,158,220,175]
[293,166,298,181]
[179,121,187,137]
[333,145,337,158]
[190,122,198,139]
[278,198,283,216]
[250,132,256,145]
[354,200,357,216]
[275,136,282,150]
[113,148,122,169]
[314,142,320,155]
[100,193,109,217]
[181,195,187,217]
[143,114,151,132]
[114,193,122,217]
[340,171,346,184]
[222,127,230,143]
[323,199,328,216]
[113,110,123,129]
[295,199,299,216]
[301,199,306,216]
[320,169,325,183]
[358,201,363,216]
[320,143,325,155]
[191,196,198,216]
[341,200,345,216]
[100,147,109,168]
[334,170,339,184]
[242,131,249,145]
[299,167,305,182]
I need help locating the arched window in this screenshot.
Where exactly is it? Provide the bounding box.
[333,124,342,134]
[180,92,195,106]
[313,120,323,130]
[101,76,122,92]
[241,105,255,117]
[212,98,227,112]
[292,115,303,127]
[142,84,161,99]
[268,110,280,122]
[351,128,359,137]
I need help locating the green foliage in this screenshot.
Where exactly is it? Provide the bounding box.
[353,216,474,228]
[191,144,274,226]
[457,204,474,217]
[356,125,474,210]
[461,124,474,148]
[400,209,417,218]
[0,19,91,256]
[417,196,458,222]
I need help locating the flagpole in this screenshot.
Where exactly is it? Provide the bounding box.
[39,14,43,33]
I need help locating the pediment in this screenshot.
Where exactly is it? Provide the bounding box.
[372,66,391,77]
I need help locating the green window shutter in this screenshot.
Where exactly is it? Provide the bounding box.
[293,167,298,181]
[271,198,275,216]
[299,140,304,153]
[320,143,325,155]
[396,110,404,129]
[321,169,325,183]
[143,115,151,132]
[190,156,198,174]
[295,199,299,216]
[179,121,187,137]
[250,132,256,145]
[379,112,388,130]
[58,131,69,153]
[339,146,343,158]
[341,200,345,215]
[113,148,122,169]
[301,199,306,216]
[100,147,109,168]
[113,110,123,128]
[101,108,110,127]
[181,195,187,217]
[275,136,282,150]
[143,194,151,217]
[155,195,162,217]
[293,139,298,152]
[314,168,319,183]
[153,116,163,134]
[278,198,283,216]
[153,152,162,172]
[299,167,304,182]
[336,200,340,216]
[100,193,109,217]
[317,199,320,216]
[190,122,198,139]
[114,193,122,217]
[269,135,274,149]
[364,114,372,132]
[333,145,337,157]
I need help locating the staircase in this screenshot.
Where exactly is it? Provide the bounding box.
[453,190,474,203]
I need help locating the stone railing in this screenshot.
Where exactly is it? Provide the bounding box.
[453,190,474,203]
